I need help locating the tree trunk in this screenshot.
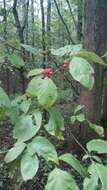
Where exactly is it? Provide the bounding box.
[79,0,107,141]
[77,0,83,41]
[47,0,51,62]
[40,0,46,68]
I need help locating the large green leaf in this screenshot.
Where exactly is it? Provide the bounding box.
[27,136,58,163]
[77,50,106,66]
[45,168,79,190]
[14,115,40,142]
[21,153,39,181]
[44,107,64,139]
[83,163,99,190]
[26,77,58,108]
[26,77,43,97]
[0,87,11,108]
[87,139,107,154]
[27,69,43,78]
[5,142,26,163]
[59,153,87,177]
[69,57,94,89]
[51,44,82,57]
[95,163,107,190]
[8,53,24,68]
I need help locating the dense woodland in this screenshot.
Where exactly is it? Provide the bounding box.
[0,0,107,190]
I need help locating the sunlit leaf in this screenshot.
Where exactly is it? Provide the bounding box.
[45,168,79,190]
[27,136,58,163]
[69,57,94,89]
[87,139,107,153]
[21,153,39,181]
[5,142,26,163]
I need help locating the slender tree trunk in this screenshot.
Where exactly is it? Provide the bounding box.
[31,0,35,63]
[3,0,10,95]
[77,0,83,41]
[79,0,107,141]
[47,0,51,62]
[54,0,75,44]
[13,0,29,92]
[40,0,46,68]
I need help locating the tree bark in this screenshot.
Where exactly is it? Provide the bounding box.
[79,0,107,131]
[77,0,83,41]
[40,0,46,68]
[47,0,51,62]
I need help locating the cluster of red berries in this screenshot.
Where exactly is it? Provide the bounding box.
[42,68,53,77]
[42,60,69,77]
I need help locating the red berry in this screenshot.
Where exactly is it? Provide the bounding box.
[42,68,53,77]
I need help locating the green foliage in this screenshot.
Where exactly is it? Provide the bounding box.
[0,44,106,189]
[83,163,99,190]
[77,50,106,66]
[14,115,41,142]
[27,69,43,77]
[5,142,26,163]
[27,136,58,163]
[8,53,25,68]
[44,107,64,139]
[51,44,82,57]
[26,77,58,108]
[59,153,88,177]
[69,57,94,89]
[45,168,79,190]
[0,87,11,108]
[21,44,37,54]
[87,139,107,154]
[21,153,39,181]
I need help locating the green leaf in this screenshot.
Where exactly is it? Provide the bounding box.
[76,114,85,122]
[87,139,107,154]
[33,110,42,128]
[45,168,79,190]
[95,163,107,190]
[26,77,43,97]
[26,77,58,108]
[74,105,84,114]
[44,107,64,139]
[89,123,104,137]
[27,136,58,163]
[77,50,106,66]
[21,153,39,181]
[59,153,87,177]
[8,53,24,68]
[0,87,11,108]
[14,115,40,142]
[5,142,26,163]
[27,69,43,78]
[37,78,58,108]
[83,163,99,190]
[21,44,37,54]
[69,57,94,90]
[20,98,31,114]
[51,44,82,57]
[71,116,76,124]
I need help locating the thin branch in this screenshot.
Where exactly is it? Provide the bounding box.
[54,0,75,44]
[66,0,77,29]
